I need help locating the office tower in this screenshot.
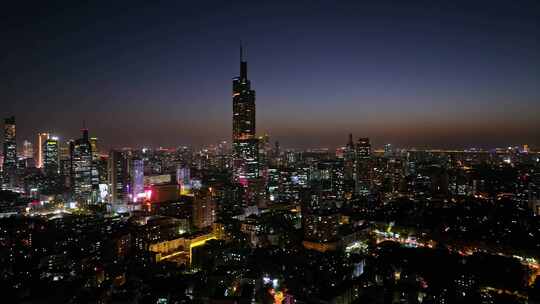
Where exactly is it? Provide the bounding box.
[344,134,355,180]
[43,137,60,175]
[192,188,217,229]
[94,155,109,203]
[59,141,70,160]
[259,134,270,165]
[90,137,99,160]
[313,160,345,199]
[177,165,191,194]
[60,140,72,188]
[21,140,35,168]
[3,117,17,172]
[89,137,100,190]
[70,129,93,203]
[36,132,50,168]
[232,45,259,187]
[108,150,129,204]
[22,140,33,159]
[95,155,109,185]
[216,141,230,170]
[131,158,144,202]
[355,137,372,195]
[2,117,17,189]
[267,168,279,202]
[342,134,357,197]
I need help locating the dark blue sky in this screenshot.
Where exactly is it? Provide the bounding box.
[1,0,539,149]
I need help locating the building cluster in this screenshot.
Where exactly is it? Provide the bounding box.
[1,50,540,304]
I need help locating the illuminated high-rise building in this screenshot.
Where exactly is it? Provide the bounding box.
[36,132,50,168]
[90,137,99,160]
[232,45,259,187]
[177,165,191,194]
[89,137,100,190]
[60,141,70,160]
[355,137,372,195]
[108,150,129,204]
[43,137,60,175]
[2,117,17,188]
[22,140,33,159]
[60,140,72,188]
[3,117,17,172]
[94,155,109,204]
[131,158,144,202]
[192,188,217,229]
[70,129,93,203]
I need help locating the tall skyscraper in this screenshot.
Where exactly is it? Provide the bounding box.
[131,158,144,203]
[177,165,191,194]
[90,137,99,160]
[355,137,372,195]
[89,137,100,189]
[344,134,355,180]
[60,140,73,188]
[2,117,17,188]
[108,150,129,204]
[43,137,60,175]
[36,132,50,168]
[70,129,93,203]
[22,140,33,159]
[3,117,17,171]
[232,45,259,187]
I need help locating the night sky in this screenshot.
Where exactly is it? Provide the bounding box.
[1,1,539,150]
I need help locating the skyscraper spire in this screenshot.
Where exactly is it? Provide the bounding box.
[240,41,244,62]
[240,42,247,80]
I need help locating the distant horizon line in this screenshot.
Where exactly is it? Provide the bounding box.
[3,116,539,153]
[15,141,536,154]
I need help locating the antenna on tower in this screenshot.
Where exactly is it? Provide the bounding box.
[240,40,244,62]
[239,41,247,79]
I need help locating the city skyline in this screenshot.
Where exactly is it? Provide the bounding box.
[1,3,540,303]
[1,1,539,149]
